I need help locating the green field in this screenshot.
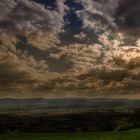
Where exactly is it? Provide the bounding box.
[0,129,140,140]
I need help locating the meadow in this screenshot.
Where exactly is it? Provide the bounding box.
[0,129,140,140]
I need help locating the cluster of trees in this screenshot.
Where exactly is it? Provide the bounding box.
[0,109,140,133]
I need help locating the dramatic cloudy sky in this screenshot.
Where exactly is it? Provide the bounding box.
[0,0,140,98]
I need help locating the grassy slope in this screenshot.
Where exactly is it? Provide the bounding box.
[0,129,140,140]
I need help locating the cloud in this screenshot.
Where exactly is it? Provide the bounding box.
[27,31,60,51]
[115,0,140,36]
[0,0,68,94]
[58,43,102,74]
[76,0,140,37]
[0,0,140,97]
[0,0,67,33]
[49,30,140,92]
[73,32,87,40]
[76,0,118,32]
[0,0,68,50]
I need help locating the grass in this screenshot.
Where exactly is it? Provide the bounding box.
[0,129,140,140]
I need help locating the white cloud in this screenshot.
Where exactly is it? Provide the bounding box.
[0,0,68,50]
[76,0,119,31]
[73,32,87,40]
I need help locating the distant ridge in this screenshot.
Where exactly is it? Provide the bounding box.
[0,98,140,108]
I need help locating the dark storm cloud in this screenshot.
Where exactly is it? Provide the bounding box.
[76,0,118,31]
[115,0,140,36]
[76,0,140,36]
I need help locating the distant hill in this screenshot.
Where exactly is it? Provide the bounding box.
[0,98,140,108]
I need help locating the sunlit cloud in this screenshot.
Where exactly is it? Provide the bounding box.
[0,0,140,97]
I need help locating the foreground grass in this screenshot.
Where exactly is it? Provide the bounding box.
[0,129,140,140]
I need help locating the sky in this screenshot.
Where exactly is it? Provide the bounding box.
[0,0,140,98]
